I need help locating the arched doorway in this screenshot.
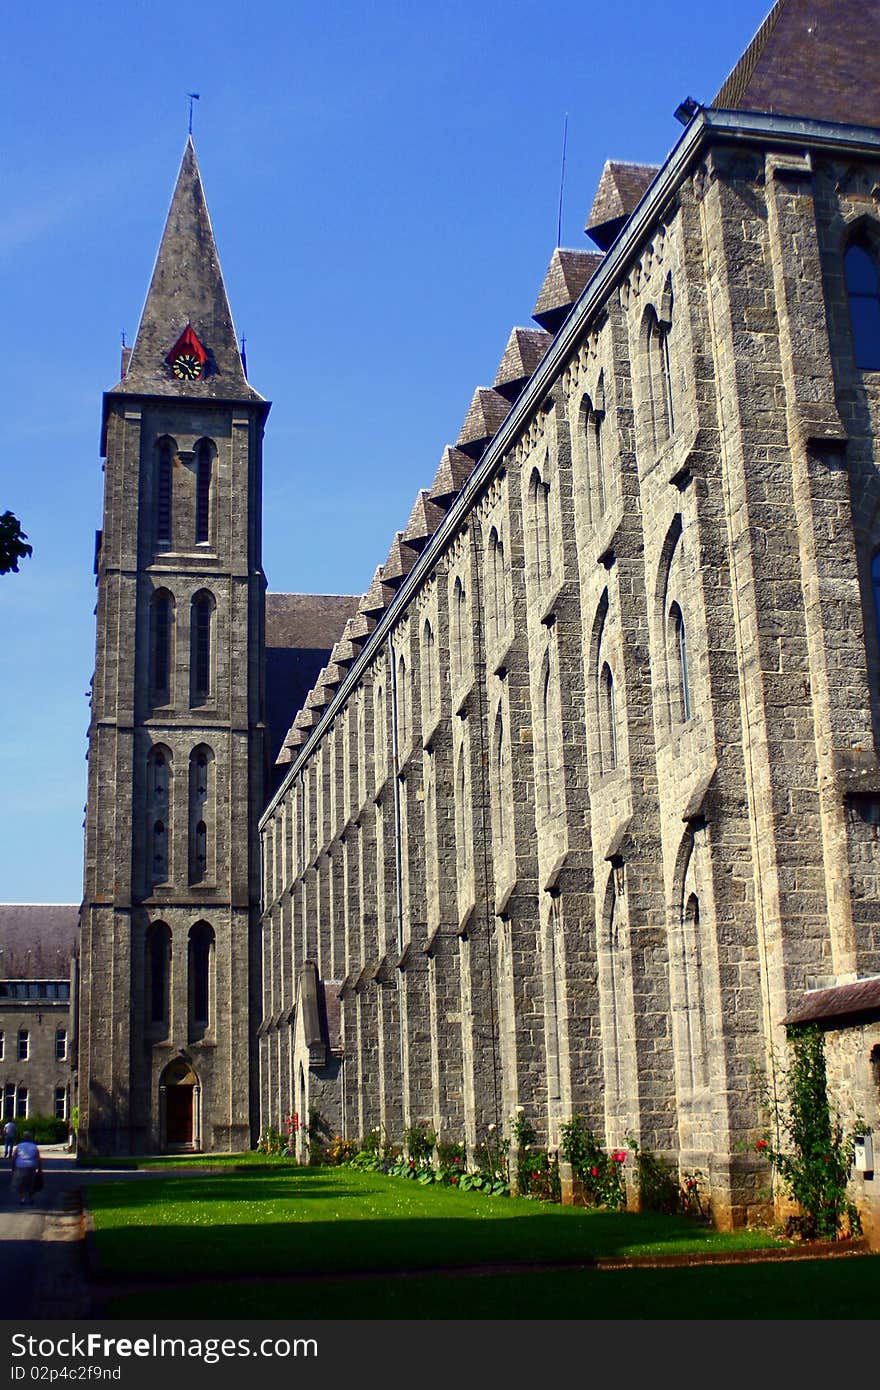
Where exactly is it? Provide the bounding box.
[159,1059,200,1151]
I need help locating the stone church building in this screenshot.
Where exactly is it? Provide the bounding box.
[79,0,880,1239]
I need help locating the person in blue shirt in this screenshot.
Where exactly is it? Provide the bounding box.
[10,1133,42,1205]
[3,1120,16,1160]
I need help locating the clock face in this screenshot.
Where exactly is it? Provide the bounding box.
[171,352,203,381]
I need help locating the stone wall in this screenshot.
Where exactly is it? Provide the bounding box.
[259,129,880,1231]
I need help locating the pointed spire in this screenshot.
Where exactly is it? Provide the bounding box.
[117,138,261,401]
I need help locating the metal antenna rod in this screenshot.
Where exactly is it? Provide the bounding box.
[556,112,569,248]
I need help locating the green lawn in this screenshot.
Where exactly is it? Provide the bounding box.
[86,1166,879,1320]
[87,1164,779,1280]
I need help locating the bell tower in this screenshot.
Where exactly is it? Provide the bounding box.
[79,139,269,1153]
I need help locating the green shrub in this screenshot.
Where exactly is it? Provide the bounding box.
[559,1116,626,1210]
[628,1138,680,1214]
[757,1025,861,1241]
[403,1123,436,1167]
[21,1115,68,1145]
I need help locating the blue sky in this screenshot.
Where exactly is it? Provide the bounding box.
[0,0,773,902]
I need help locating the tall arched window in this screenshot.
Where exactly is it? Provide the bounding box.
[195,440,213,544]
[645,302,674,447]
[188,921,215,1038]
[606,873,622,1105]
[544,903,563,1107]
[491,706,507,853]
[455,745,473,901]
[396,653,409,747]
[682,891,707,1090]
[421,619,437,726]
[190,590,214,705]
[146,922,171,1031]
[374,680,387,781]
[156,440,173,545]
[584,392,606,521]
[845,241,880,370]
[451,577,467,682]
[487,527,508,642]
[188,745,214,885]
[151,590,174,704]
[529,467,552,585]
[669,602,691,723]
[147,745,172,888]
[600,662,617,772]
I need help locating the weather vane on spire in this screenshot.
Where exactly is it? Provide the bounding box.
[187,92,200,136]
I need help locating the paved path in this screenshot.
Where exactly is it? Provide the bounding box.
[0,1146,178,1319]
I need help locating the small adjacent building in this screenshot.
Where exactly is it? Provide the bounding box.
[0,905,79,1127]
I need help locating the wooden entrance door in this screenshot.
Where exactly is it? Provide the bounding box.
[165,1084,193,1145]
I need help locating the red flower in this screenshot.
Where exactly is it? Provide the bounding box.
[591,1166,599,1177]
[451,1176,458,1185]
[756,1139,768,1152]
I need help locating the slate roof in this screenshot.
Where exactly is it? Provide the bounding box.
[265,593,359,781]
[532,248,604,334]
[493,327,553,401]
[783,976,880,1025]
[0,905,79,979]
[586,162,660,251]
[713,0,880,129]
[265,593,359,652]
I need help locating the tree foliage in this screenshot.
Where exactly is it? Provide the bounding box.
[0,511,32,574]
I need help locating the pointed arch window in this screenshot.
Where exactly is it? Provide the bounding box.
[487,527,508,642]
[491,705,512,854]
[396,652,409,748]
[454,745,474,901]
[421,619,437,726]
[600,662,618,772]
[146,922,171,1031]
[151,590,174,704]
[188,745,214,885]
[451,577,467,683]
[529,467,552,586]
[583,389,607,521]
[147,745,172,888]
[190,590,215,705]
[157,440,172,544]
[845,241,880,370]
[373,680,387,782]
[195,440,213,544]
[669,602,691,723]
[645,301,675,447]
[682,890,707,1090]
[544,903,563,1106]
[188,921,215,1038]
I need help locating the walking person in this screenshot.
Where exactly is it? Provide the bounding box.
[10,1132,42,1206]
[3,1119,16,1160]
